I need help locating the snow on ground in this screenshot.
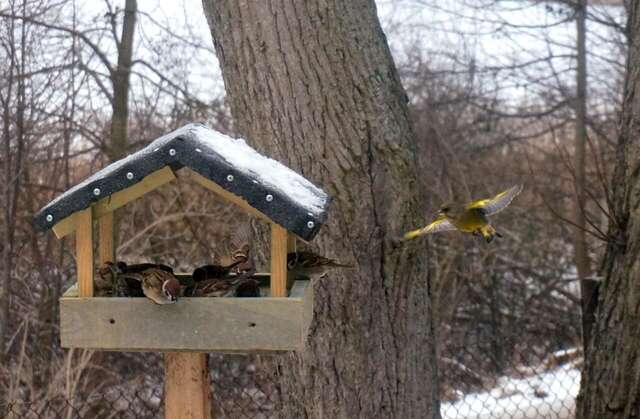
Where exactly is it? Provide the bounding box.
[441,364,580,419]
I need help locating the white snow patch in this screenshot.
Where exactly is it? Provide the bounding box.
[441,364,580,419]
[40,124,329,219]
[190,125,328,216]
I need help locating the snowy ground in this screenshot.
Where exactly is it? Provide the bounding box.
[441,364,580,419]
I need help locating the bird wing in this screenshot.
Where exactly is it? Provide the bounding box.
[401,217,456,241]
[466,184,523,216]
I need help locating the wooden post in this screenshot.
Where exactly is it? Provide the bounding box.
[98,212,115,264]
[271,224,289,297]
[286,234,296,291]
[165,353,212,419]
[75,208,94,297]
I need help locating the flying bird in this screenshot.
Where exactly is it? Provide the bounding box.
[401,184,523,243]
[287,251,352,280]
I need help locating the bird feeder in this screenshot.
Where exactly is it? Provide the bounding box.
[34,123,329,419]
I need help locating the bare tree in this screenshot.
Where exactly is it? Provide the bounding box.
[577,0,640,416]
[109,0,136,161]
[202,1,440,418]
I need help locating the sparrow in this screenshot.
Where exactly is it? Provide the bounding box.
[121,267,181,305]
[221,223,256,276]
[95,262,119,296]
[186,273,260,298]
[286,251,352,280]
[401,184,523,243]
[192,260,245,282]
[116,261,174,274]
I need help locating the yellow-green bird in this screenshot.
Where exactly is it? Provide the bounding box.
[402,185,523,243]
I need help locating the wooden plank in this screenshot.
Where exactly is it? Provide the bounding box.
[185,168,272,223]
[286,235,297,291]
[287,234,296,253]
[94,166,176,217]
[52,213,79,239]
[271,224,288,297]
[52,167,176,239]
[60,297,303,352]
[165,352,212,419]
[98,212,115,264]
[75,208,94,298]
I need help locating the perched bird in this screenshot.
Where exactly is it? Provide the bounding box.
[221,223,256,276]
[95,261,141,297]
[121,268,181,305]
[286,251,352,280]
[192,260,245,283]
[401,184,523,243]
[186,273,259,298]
[117,262,174,275]
[95,262,119,296]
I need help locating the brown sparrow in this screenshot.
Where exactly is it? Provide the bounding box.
[121,268,180,305]
[95,262,118,296]
[222,223,256,276]
[287,251,352,279]
[117,261,174,275]
[186,273,259,298]
[192,259,245,282]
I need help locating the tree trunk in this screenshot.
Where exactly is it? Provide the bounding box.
[202,1,440,418]
[576,1,640,418]
[573,0,595,356]
[109,0,136,161]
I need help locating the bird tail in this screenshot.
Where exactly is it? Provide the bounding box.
[400,226,429,242]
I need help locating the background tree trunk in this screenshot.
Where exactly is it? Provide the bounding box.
[577,1,640,418]
[573,0,595,356]
[202,1,440,418]
[109,0,136,161]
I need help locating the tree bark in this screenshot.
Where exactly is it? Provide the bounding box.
[202,1,440,418]
[576,1,640,418]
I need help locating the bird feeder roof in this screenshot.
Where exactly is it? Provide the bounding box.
[34,123,330,240]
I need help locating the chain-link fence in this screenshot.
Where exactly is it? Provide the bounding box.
[3,349,582,419]
[4,276,582,419]
[4,353,281,419]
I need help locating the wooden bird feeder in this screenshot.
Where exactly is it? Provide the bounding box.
[34,123,329,419]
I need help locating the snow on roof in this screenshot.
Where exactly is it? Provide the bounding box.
[189,125,327,216]
[34,123,330,241]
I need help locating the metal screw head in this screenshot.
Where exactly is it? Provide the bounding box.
[46,214,53,223]
[226,174,234,182]
[307,221,315,229]
[265,194,273,202]
[169,148,176,156]
[93,188,101,196]
[126,172,134,180]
